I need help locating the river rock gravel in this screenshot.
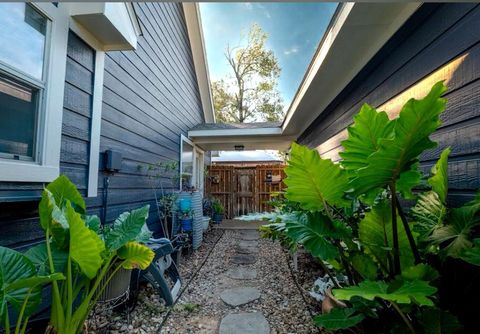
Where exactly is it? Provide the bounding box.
[161,230,320,334]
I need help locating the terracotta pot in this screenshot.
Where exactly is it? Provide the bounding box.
[321,287,347,314]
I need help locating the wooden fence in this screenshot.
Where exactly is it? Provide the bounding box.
[205,164,286,218]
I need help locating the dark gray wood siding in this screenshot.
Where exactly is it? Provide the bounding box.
[299,3,480,206]
[0,3,204,248]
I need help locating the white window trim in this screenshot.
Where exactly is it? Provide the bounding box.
[69,18,105,198]
[180,134,204,192]
[0,3,69,183]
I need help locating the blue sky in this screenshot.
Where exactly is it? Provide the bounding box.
[199,2,337,113]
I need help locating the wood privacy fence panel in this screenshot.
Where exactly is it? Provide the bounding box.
[206,164,286,218]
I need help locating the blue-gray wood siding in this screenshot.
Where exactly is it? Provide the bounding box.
[0,3,204,248]
[299,3,480,207]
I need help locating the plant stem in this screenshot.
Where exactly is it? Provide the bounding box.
[45,229,64,329]
[394,195,421,264]
[318,259,341,289]
[5,308,11,334]
[14,289,31,334]
[389,184,401,276]
[390,302,416,334]
[66,256,73,325]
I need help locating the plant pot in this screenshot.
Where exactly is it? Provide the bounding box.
[321,287,347,314]
[213,213,224,224]
[181,217,193,231]
[97,267,132,303]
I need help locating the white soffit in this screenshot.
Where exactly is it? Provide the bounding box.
[282,2,420,136]
[68,2,141,51]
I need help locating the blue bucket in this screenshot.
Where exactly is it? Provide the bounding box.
[180,217,193,231]
[179,198,192,212]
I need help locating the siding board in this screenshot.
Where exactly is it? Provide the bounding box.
[1,3,203,250]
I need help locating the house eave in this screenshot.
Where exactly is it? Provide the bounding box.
[183,3,215,123]
[282,2,420,137]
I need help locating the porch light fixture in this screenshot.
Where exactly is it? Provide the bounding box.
[234,145,244,151]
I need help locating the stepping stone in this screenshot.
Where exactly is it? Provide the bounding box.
[234,231,260,241]
[219,312,270,334]
[226,267,257,280]
[220,287,260,306]
[235,246,258,254]
[237,240,258,248]
[230,254,256,265]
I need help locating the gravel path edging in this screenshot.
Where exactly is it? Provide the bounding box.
[158,230,225,332]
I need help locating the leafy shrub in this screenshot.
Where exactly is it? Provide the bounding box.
[259,82,477,332]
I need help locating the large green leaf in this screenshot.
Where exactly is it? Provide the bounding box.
[118,242,154,270]
[38,190,69,248]
[103,205,150,252]
[0,247,40,319]
[285,142,350,210]
[428,148,451,203]
[401,264,439,282]
[430,199,480,258]
[351,253,377,280]
[67,204,105,279]
[333,279,437,306]
[340,103,394,171]
[313,308,365,330]
[46,175,85,214]
[350,82,447,196]
[411,191,446,241]
[419,308,463,334]
[396,162,421,200]
[460,238,480,266]
[25,244,68,276]
[359,200,415,273]
[284,212,340,260]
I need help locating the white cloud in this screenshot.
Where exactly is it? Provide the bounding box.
[243,3,253,10]
[283,46,299,55]
[213,150,282,162]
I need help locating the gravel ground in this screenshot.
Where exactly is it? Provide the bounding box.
[161,230,320,334]
[86,228,224,334]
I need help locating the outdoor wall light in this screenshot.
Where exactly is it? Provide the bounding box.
[234,145,244,151]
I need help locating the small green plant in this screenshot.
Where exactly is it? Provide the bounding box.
[24,175,154,334]
[0,247,64,334]
[212,199,225,215]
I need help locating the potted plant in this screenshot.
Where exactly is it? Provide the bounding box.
[179,209,194,232]
[212,199,225,224]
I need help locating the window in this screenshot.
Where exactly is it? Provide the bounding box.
[181,136,194,190]
[0,3,69,182]
[0,3,47,161]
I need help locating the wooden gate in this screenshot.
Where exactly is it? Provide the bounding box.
[205,164,286,218]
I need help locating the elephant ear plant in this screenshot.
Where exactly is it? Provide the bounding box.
[25,175,154,334]
[257,82,478,332]
[0,247,64,334]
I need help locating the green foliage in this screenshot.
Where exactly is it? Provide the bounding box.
[27,175,155,334]
[460,238,480,266]
[351,254,377,280]
[212,199,225,214]
[359,201,415,273]
[0,246,64,334]
[333,279,437,306]
[349,82,447,196]
[419,308,463,334]
[313,308,365,330]
[428,148,451,204]
[285,142,350,210]
[340,103,394,171]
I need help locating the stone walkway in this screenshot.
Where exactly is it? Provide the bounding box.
[162,229,318,334]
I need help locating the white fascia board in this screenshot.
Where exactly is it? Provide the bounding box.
[188,127,282,138]
[282,2,420,136]
[182,3,215,123]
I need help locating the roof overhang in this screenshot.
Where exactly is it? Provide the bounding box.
[188,2,420,152]
[282,2,420,136]
[183,3,215,123]
[188,126,294,151]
